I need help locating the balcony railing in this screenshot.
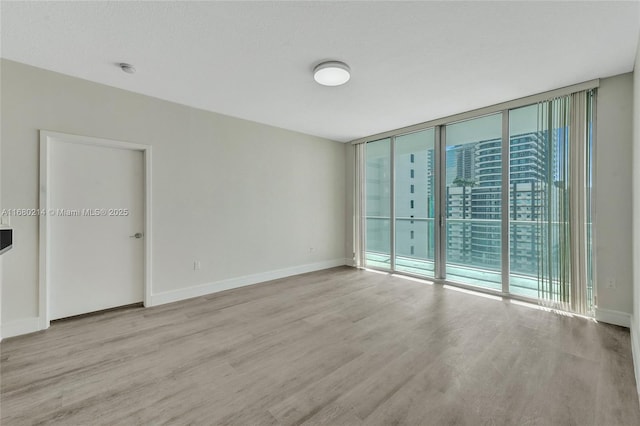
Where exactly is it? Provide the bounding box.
[365,216,589,300]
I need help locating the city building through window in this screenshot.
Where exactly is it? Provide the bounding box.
[361,89,595,314]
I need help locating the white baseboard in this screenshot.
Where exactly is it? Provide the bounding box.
[1,317,41,340]
[0,260,348,340]
[595,307,632,328]
[631,318,640,404]
[150,258,347,306]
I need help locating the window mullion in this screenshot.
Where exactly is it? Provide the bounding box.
[435,125,446,280]
[390,136,396,272]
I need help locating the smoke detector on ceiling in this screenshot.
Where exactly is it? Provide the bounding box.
[119,63,136,74]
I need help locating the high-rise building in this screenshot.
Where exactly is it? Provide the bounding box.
[395,147,435,261]
[365,144,391,256]
[456,145,476,182]
[444,131,548,273]
[366,130,549,278]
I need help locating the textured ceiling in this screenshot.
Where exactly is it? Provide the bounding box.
[2,1,639,142]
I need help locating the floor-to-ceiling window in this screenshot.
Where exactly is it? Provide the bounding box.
[365,138,391,269]
[508,103,551,299]
[506,94,594,313]
[394,129,436,277]
[359,86,595,314]
[444,114,502,290]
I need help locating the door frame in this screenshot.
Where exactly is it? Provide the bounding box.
[39,130,152,329]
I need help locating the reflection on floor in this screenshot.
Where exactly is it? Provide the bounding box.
[1,267,637,424]
[366,252,561,299]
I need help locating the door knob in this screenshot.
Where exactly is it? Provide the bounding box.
[130,232,143,239]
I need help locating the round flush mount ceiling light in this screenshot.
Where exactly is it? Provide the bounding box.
[313,61,350,86]
[119,63,136,74]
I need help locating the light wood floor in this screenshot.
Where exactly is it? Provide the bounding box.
[2,267,639,425]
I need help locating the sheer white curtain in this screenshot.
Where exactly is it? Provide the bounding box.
[535,95,571,311]
[536,89,593,315]
[569,90,591,315]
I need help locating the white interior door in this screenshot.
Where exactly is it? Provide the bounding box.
[49,139,144,320]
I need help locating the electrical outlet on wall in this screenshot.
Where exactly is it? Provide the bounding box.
[605,279,616,289]
[193,260,201,271]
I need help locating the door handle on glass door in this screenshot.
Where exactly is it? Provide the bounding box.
[130,232,143,239]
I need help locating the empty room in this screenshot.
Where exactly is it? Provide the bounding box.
[2,1,640,425]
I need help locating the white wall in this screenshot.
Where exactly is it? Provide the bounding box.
[343,73,635,324]
[631,33,640,401]
[0,56,3,334]
[1,59,347,336]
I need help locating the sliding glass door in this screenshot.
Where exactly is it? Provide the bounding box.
[359,89,595,314]
[508,104,550,299]
[444,114,502,290]
[365,138,391,269]
[394,129,436,277]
